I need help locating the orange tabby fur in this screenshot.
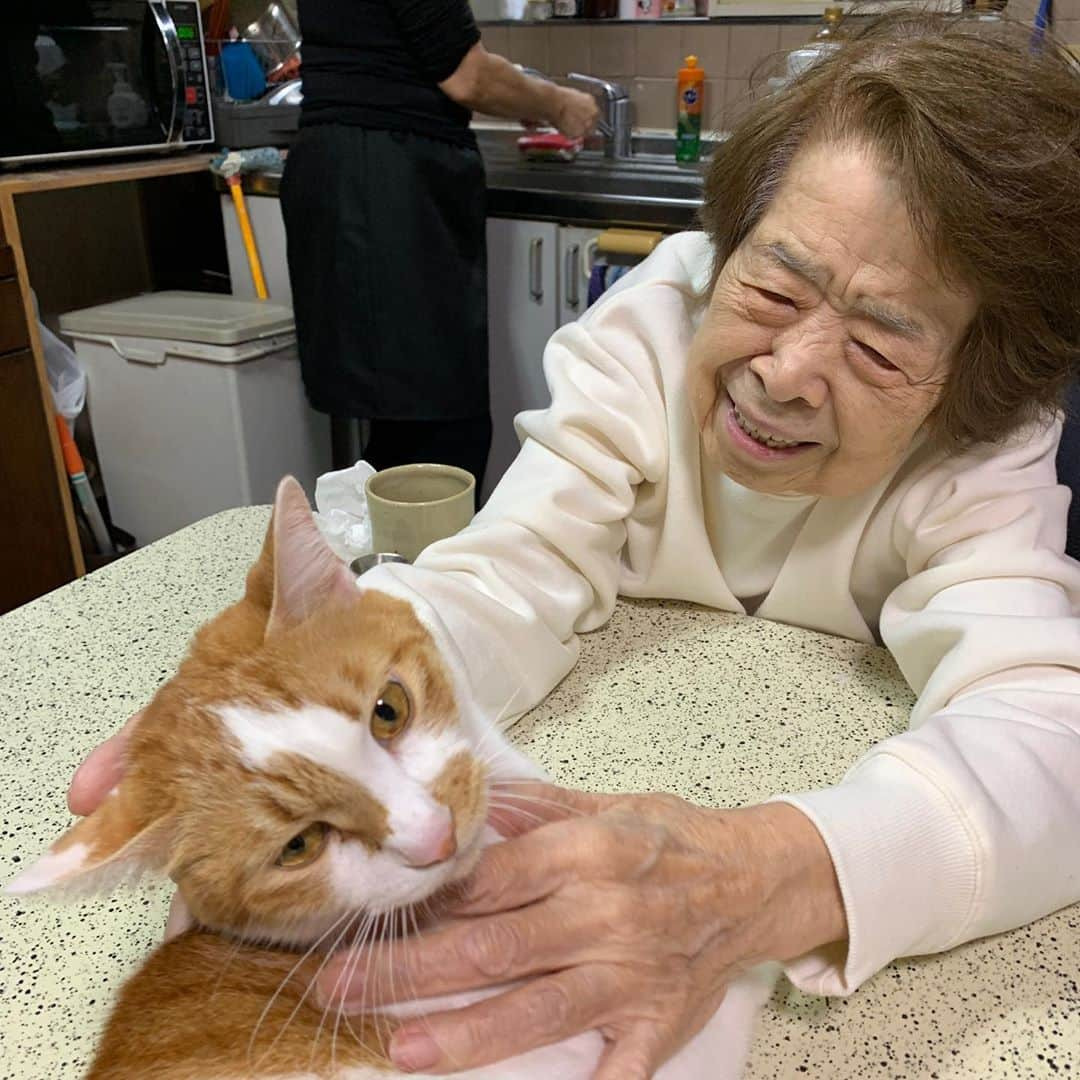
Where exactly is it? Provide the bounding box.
[86,931,392,1079]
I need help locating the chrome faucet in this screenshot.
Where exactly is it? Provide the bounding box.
[567,73,633,160]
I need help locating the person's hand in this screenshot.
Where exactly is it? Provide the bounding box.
[316,783,847,1078]
[552,87,600,139]
[67,710,142,816]
[67,711,194,940]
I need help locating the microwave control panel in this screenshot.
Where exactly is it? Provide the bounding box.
[171,1,213,144]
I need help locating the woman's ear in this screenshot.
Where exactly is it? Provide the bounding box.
[265,476,357,637]
[5,785,170,898]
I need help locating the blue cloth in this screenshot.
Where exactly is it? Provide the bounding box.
[1056,381,1080,562]
[587,263,609,307]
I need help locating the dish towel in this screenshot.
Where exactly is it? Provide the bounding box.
[587,262,633,308]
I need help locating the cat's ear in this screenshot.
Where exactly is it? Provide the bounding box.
[265,476,356,636]
[5,787,170,897]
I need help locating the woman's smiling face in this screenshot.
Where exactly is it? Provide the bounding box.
[688,141,977,498]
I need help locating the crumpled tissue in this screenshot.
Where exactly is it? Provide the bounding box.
[313,460,376,563]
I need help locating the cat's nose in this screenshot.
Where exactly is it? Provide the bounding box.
[399,812,457,868]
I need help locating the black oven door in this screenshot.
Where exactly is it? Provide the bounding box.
[1,1,186,164]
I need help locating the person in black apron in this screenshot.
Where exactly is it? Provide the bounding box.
[282,0,597,490]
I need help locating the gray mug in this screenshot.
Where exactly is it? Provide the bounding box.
[365,464,476,563]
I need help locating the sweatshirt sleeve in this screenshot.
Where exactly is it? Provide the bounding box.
[360,285,671,731]
[776,419,1080,996]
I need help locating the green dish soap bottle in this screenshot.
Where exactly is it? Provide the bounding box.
[676,55,705,163]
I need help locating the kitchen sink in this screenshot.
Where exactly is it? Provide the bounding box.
[476,128,714,229]
[231,128,717,229]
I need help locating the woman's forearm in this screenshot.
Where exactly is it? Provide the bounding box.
[439,44,597,135]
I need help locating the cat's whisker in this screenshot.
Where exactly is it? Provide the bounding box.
[301,908,365,1070]
[209,916,256,1001]
[322,908,366,1075]
[488,791,588,819]
[489,786,591,818]
[335,906,382,1065]
[312,909,361,1067]
[337,908,378,1054]
[399,904,425,1009]
[476,740,521,773]
[466,688,521,772]
[487,801,549,829]
[356,910,389,1049]
[248,908,351,1069]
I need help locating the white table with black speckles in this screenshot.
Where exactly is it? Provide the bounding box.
[1,507,1077,1078]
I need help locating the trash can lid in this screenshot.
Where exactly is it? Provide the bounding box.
[59,291,295,346]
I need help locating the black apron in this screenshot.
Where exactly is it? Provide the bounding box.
[280,124,489,421]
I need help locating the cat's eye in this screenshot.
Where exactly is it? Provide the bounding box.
[277,822,329,868]
[371,681,411,741]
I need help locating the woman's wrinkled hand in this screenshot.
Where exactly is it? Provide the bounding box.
[316,782,847,1079]
[67,710,142,816]
[66,710,194,940]
[553,87,601,139]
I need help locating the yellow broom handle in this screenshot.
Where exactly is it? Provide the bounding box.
[228,175,268,300]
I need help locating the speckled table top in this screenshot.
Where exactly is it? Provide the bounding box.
[1,507,1077,1079]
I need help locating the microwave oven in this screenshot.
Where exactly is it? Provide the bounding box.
[1,1,214,168]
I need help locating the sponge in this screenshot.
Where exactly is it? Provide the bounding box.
[517,133,584,162]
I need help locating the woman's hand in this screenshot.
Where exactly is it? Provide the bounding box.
[67,711,194,940]
[316,783,847,1078]
[552,87,601,139]
[67,710,142,815]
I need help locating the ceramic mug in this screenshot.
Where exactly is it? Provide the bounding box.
[365,463,476,562]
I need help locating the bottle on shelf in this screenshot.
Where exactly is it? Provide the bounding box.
[675,54,704,163]
[783,5,844,82]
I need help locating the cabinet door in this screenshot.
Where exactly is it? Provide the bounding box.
[484,218,558,501]
[557,225,604,328]
[0,351,81,611]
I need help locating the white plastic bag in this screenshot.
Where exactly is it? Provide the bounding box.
[41,320,87,421]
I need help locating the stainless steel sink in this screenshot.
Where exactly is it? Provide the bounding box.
[232,129,717,229]
[476,128,714,228]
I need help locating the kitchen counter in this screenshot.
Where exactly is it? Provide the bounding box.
[229,130,706,230]
[1,507,1077,1078]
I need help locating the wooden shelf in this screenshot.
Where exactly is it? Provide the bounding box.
[0,150,217,611]
[0,151,215,198]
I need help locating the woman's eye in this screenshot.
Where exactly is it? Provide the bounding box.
[371,680,411,741]
[277,822,329,868]
[854,340,898,372]
[752,286,797,309]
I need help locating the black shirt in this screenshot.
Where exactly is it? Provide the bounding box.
[299,0,481,147]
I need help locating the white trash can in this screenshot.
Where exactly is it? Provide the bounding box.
[59,291,331,546]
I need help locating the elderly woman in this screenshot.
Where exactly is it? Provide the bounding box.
[70,10,1080,1080]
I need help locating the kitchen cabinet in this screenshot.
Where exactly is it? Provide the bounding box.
[0,212,83,612]
[0,154,218,613]
[484,217,560,500]
[485,220,624,500]
[557,225,605,329]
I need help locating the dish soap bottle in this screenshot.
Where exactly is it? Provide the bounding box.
[675,55,704,163]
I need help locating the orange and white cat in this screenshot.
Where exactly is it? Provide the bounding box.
[7,478,777,1079]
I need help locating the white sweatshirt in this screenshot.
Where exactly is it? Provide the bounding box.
[365,232,1080,997]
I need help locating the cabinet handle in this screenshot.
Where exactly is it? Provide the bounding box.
[529,237,543,302]
[564,244,581,310]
